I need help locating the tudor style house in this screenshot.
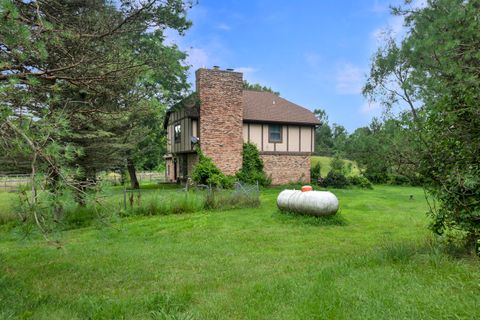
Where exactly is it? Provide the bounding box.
[164,67,320,185]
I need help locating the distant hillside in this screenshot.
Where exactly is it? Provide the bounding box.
[311,156,360,177]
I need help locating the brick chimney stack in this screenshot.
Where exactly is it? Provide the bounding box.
[196,68,244,175]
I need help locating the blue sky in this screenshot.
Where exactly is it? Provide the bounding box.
[166,0,409,132]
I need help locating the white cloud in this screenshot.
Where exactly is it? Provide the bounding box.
[371,0,388,14]
[360,101,382,114]
[217,23,231,31]
[235,66,257,75]
[163,28,183,47]
[370,0,428,45]
[335,63,365,95]
[370,15,405,45]
[186,48,209,70]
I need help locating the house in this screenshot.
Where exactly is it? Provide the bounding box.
[164,67,320,185]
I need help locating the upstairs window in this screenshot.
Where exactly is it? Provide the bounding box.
[174,124,181,144]
[268,124,282,143]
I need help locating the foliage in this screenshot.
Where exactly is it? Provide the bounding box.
[321,170,349,189]
[2,185,480,318]
[236,143,271,187]
[345,119,391,183]
[311,156,360,177]
[329,155,346,174]
[310,162,322,183]
[387,174,410,186]
[191,147,231,188]
[347,175,373,189]
[243,80,279,96]
[364,0,480,252]
[0,0,192,229]
[313,109,334,155]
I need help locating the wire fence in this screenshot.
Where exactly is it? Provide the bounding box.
[121,181,260,212]
[0,174,31,191]
[0,171,166,192]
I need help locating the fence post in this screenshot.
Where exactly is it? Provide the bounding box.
[123,186,127,211]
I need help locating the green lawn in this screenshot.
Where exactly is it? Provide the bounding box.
[0,185,479,319]
[311,156,360,176]
[0,192,17,224]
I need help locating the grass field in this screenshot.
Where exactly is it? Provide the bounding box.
[310,156,360,176]
[0,185,479,319]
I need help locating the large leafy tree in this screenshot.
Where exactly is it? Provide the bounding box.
[0,0,192,215]
[313,108,334,155]
[364,0,480,252]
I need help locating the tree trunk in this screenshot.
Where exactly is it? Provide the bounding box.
[46,164,64,221]
[127,158,140,189]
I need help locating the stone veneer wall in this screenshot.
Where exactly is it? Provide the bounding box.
[261,154,311,185]
[196,68,244,176]
[187,153,198,177]
[165,158,175,182]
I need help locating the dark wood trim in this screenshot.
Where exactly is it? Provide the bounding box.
[170,150,196,155]
[243,119,319,126]
[261,124,264,151]
[299,126,301,152]
[286,125,289,152]
[183,117,187,151]
[310,128,314,152]
[260,151,311,156]
[173,122,181,145]
[170,115,192,123]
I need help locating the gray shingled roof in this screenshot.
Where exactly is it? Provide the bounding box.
[243,90,320,125]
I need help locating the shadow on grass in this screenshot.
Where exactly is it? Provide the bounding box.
[273,210,347,227]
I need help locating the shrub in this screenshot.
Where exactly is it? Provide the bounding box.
[236,143,271,186]
[364,169,388,184]
[388,174,410,185]
[321,170,349,189]
[310,162,322,184]
[347,175,373,189]
[345,162,353,175]
[192,147,231,188]
[330,155,345,174]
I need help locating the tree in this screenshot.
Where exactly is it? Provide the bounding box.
[313,108,334,155]
[243,80,279,96]
[0,1,192,225]
[364,0,480,252]
[331,123,348,156]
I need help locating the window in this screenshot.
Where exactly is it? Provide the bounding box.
[269,124,282,143]
[174,124,181,144]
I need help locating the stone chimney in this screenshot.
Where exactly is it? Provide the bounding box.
[196,68,244,176]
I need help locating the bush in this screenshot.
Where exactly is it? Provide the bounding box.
[310,162,322,183]
[364,169,388,184]
[388,174,410,185]
[321,170,349,189]
[236,143,271,186]
[347,175,373,189]
[330,156,345,174]
[192,147,232,188]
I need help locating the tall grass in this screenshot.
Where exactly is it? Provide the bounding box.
[0,185,261,231]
